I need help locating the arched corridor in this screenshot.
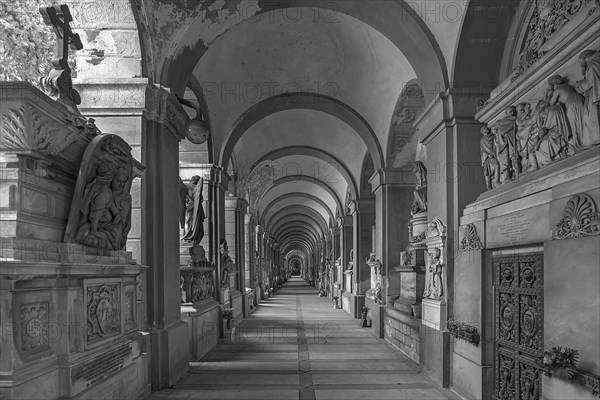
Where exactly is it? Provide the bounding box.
[1,1,599,400]
[149,277,458,400]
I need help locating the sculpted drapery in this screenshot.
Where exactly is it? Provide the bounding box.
[180,175,205,245]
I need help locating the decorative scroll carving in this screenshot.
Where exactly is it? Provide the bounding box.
[64,134,133,250]
[87,283,121,343]
[459,224,483,251]
[1,104,80,155]
[240,161,276,213]
[20,302,50,354]
[425,218,446,239]
[511,0,597,81]
[394,109,416,125]
[552,193,600,239]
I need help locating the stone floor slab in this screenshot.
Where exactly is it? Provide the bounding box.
[147,278,456,400]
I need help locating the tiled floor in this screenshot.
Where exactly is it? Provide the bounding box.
[148,277,459,400]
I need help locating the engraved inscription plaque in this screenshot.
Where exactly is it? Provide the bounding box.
[487,206,549,248]
[71,343,132,388]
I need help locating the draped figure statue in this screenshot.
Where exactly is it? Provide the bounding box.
[575,49,600,147]
[410,161,427,216]
[181,175,205,245]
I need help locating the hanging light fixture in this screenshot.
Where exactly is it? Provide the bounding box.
[177,95,210,145]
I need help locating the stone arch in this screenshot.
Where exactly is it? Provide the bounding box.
[158,1,448,101]
[256,175,343,220]
[219,93,383,172]
[253,146,358,200]
[262,193,336,227]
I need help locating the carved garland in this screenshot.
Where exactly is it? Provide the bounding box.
[552,194,600,239]
[459,224,484,251]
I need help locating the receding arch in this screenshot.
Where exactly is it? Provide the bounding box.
[262,193,335,227]
[220,93,383,172]
[272,217,324,241]
[257,175,343,219]
[268,207,328,235]
[253,146,359,200]
[276,228,321,249]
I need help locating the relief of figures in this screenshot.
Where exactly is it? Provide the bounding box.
[64,135,133,250]
[480,49,600,191]
[423,247,443,299]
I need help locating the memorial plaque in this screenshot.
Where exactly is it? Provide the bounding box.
[71,343,132,388]
[486,205,550,248]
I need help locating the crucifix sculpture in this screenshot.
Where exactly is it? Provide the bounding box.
[39,4,84,115]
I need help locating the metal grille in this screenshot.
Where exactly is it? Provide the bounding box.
[494,252,543,400]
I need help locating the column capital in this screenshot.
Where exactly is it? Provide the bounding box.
[369,168,415,192]
[415,86,490,145]
[337,215,353,227]
[144,83,189,142]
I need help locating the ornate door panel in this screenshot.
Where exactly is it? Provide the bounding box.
[494,252,543,400]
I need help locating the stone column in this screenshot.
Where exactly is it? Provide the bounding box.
[369,169,414,303]
[414,88,488,387]
[142,84,191,389]
[206,167,229,297]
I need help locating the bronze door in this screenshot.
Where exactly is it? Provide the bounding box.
[494,252,543,400]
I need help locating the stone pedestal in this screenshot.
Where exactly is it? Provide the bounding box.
[0,83,150,399]
[422,298,448,331]
[343,270,353,296]
[181,300,219,361]
[365,253,383,305]
[394,249,426,317]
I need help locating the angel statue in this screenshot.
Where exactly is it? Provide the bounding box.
[180,175,205,245]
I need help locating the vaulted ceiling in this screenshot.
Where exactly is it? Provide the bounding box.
[131,0,517,260]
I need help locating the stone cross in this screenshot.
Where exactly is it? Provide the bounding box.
[39,4,82,70]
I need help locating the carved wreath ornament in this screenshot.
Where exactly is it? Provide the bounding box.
[552,194,600,239]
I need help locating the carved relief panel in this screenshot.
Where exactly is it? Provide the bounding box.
[84,279,122,347]
[20,302,50,356]
[494,252,544,400]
